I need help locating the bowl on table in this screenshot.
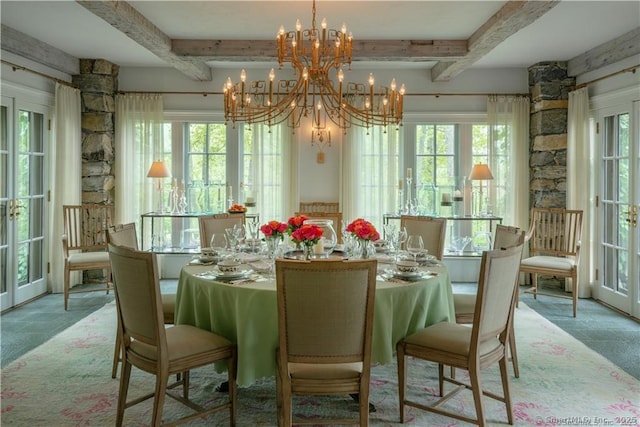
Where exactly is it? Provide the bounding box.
[395,260,419,273]
[218,259,241,273]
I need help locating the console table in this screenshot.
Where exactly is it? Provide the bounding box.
[140,211,260,252]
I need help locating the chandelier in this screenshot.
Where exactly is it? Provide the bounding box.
[223,0,405,132]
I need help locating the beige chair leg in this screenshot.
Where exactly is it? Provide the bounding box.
[112,326,121,378]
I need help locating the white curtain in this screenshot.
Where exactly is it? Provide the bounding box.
[49,83,82,293]
[249,123,295,222]
[114,94,164,227]
[567,87,591,298]
[487,96,530,231]
[342,126,400,226]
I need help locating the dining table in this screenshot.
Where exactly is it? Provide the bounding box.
[175,255,455,387]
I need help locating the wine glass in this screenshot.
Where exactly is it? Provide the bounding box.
[209,233,227,255]
[394,227,408,261]
[406,235,424,263]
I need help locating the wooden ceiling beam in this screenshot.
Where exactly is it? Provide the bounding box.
[1,25,79,75]
[77,0,212,81]
[171,39,468,62]
[431,0,560,82]
[568,27,640,77]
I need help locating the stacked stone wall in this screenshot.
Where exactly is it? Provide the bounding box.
[71,59,118,205]
[528,61,575,209]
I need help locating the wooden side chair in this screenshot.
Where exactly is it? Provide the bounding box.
[520,208,584,317]
[198,213,246,249]
[400,215,447,260]
[62,204,114,310]
[295,211,343,243]
[453,224,525,377]
[108,244,237,426]
[298,201,339,213]
[275,258,377,426]
[107,222,176,378]
[397,244,524,426]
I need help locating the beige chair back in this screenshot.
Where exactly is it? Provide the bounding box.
[493,224,525,250]
[63,204,113,252]
[528,208,583,258]
[298,201,339,213]
[107,223,139,250]
[275,258,377,425]
[109,244,165,350]
[198,213,245,248]
[400,215,447,260]
[295,211,343,243]
[473,244,525,346]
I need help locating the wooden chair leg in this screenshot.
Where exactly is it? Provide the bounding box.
[508,326,519,378]
[112,326,122,378]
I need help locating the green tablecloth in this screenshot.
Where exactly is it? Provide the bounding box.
[176,263,454,387]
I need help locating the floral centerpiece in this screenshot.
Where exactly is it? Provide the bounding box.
[345,218,380,258]
[291,224,323,260]
[287,214,309,234]
[260,220,288,259]
[260,220,288,240]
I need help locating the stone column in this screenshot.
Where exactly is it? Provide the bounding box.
[72,59,118,204]
[528,61,575,209]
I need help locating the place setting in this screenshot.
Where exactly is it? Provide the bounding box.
[380,260,439,284]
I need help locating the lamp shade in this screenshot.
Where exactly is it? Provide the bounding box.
[468,164,494,180]
[147,161,171,178]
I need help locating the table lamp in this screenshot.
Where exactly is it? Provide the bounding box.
[147,160,171,213]
[468,163,493,216]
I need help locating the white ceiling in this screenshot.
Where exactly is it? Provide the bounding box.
[1,1,639,73]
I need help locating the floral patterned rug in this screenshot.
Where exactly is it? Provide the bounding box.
[2,302,638,426]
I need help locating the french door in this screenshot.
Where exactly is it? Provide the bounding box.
[595,95,639,319]
[1,95,49,311]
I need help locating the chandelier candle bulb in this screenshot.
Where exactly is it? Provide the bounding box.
[442,193,451,203]
[407,168,412,179]
[398,179,403,190]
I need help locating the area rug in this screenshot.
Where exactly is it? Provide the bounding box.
[2,302,639,426]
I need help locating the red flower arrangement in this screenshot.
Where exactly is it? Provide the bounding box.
[260,220,289,239]
[345,218,380,241]
[291,224,323,245]
[287,214,309,234]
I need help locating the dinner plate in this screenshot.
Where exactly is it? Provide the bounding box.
[211,268,252,280]
[385,269,425,280]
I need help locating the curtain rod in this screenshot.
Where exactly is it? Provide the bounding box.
[1,60,78,89]
[575,64,638,89]
[117,90,530,97]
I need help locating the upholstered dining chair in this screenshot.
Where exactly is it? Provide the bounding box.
[106,222,176,378]
[198,213,246,249]
[520,208,584,317]
[275,258,377,426]
[400,215,447,260]
[62,204,114,310]
[453,224,526,377]
[295,211,343,243]
[298,201,339,213]
[397,244,524,426]
[108,244,237,426]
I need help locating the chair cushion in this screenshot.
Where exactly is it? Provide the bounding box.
[67,251,110,266]
[453,293,476,316]
[288,362,363,380]
[520,255,575,271]
[403,322,500,357]
[130,325,232,362]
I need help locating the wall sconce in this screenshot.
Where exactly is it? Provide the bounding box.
[468,163,493,216]
[311,126,331,164]
[147,160,171,213]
